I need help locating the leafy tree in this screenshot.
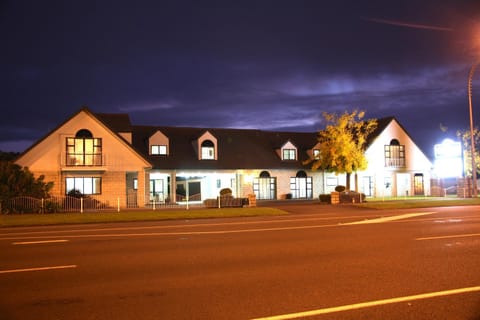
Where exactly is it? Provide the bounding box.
[456,128,480,177]
[307,110,377,191]
[0,161,53,205]
[0,151,20,161]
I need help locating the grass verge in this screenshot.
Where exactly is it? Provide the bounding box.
[0,207,288,228]
[356,197,480,210]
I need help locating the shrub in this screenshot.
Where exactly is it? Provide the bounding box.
[339,191,366,203]
[319,194,331,203]
[219,188,232,196]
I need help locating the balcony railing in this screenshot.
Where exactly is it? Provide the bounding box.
[385,158,406,168]
[62,153,105,167]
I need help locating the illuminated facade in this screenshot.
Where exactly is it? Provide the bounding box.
[16,108,433,206]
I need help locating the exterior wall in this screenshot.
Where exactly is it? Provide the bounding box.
[16,110,433,207]
[16,110,151,208]
[362,119,432,197]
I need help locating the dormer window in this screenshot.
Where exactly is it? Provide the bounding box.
[201,140,215,160]
[197,131,218,160]
[280,141,297,161]
[149,130,169,156]
[313,149,320,159]
[283,149,296,160]
[151,145,167,155]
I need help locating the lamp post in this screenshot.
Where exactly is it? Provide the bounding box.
[468,61,479,197]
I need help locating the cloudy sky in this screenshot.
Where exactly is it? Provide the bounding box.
[1,0,480,158]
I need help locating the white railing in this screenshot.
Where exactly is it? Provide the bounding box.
[0,193,205,214]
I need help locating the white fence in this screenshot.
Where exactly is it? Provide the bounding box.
[0,193,204,214]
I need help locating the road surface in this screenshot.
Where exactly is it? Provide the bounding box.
[1,203,479,319]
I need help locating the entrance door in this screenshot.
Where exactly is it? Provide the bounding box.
[253,171,276,200]
[290,177,313,199]
[150,179,164,202]
[396,173,410,197]
[361,176,373,196]
[414,174,424,195]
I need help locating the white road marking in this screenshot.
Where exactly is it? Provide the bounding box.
[12,239,69,245]
[251,286,480,320]
[0,265,77,274]
[416,233,480,241]
[342,212,435,225]
[0,223,341,241]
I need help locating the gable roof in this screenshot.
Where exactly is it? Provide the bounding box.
[17,107,430,170]
[16,107,152,168]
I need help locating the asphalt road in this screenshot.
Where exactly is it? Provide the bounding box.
[1,203,479,320]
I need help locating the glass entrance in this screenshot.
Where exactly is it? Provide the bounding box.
[150,179,164,202]
[253,171,277,200]
[414,173,424,195]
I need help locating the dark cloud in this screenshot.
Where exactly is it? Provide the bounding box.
[1,0,480,159]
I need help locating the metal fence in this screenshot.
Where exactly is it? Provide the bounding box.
[0,193,205,214]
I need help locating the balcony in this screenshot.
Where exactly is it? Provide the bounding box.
[61,153,106,171]
[385,158,406,168]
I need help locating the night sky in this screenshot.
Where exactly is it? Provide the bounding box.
[2,0,480,159]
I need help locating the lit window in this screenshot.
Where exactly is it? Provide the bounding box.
[66,130,102,166]
[201,140,215,160]
[313,149,320,159]
[385,139,405,167]
[66,177,101,195]
[151,145,167,155]
[283,149,296,160]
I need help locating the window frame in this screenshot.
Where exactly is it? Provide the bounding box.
[384,144,406,167]
[65,177,102,195]
[282,148,296,160]
[151,144,167,155]
[201,140,215,160]
[66,137,102,166]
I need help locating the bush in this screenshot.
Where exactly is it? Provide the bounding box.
[339,191,366,203]
[219,188,232,196]
[335,185,346,192]
[319,194,331,203]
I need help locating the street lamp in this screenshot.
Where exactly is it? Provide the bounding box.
[468,61,479,197]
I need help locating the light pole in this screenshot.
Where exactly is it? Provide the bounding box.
[468,61,479,197]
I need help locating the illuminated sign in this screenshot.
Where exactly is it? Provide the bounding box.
[433,139,463,178]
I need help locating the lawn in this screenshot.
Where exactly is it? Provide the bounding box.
[356,196,480,210]
[0,207,288,227]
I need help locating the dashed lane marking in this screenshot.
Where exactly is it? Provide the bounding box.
[0,265,77,274]
[342,212,435,225]
[12,239,69,245]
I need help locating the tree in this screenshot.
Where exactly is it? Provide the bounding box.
[0,161,53,205]
[456,127,480,177]
[307,110,377,191]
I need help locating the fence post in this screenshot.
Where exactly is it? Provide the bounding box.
[117,197,120,212]
[42,198,44,214]
[80,197,84,213]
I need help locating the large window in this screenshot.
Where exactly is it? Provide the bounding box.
[66,177,101,195]
[290,171,312,199]
[201,140,215,160]
[66,130,102,166]
[253,171,277,200]
[385,139,405,167]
